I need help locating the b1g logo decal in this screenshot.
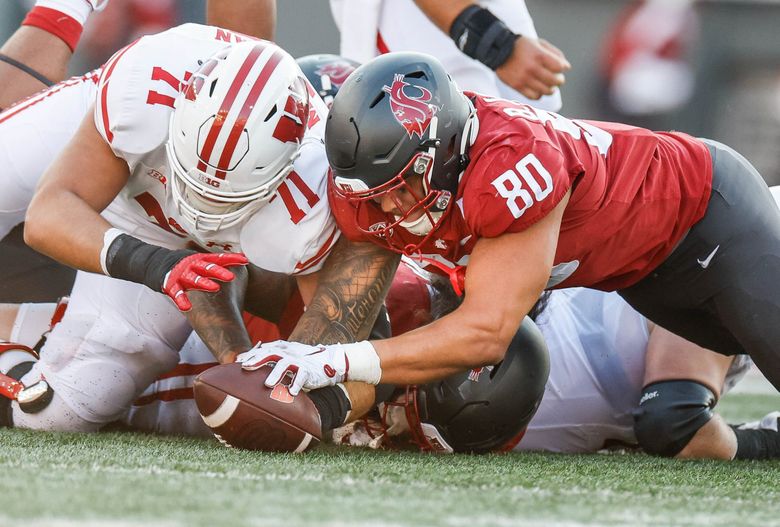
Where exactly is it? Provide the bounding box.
[491,153,554,219]
[383,74,438,139]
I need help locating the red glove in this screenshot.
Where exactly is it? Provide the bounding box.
[162,252,248,311]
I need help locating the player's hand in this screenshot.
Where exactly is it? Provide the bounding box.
[496,37,571,101]
[162,252,249,311]
[238,340,348,396]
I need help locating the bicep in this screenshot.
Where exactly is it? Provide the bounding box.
[459,190,568,340]
[34,106,129,211]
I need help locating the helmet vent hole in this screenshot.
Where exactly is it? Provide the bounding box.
[489,362,503,379]
[209,80,218,97]
[406,71,427,80]
[369,92,386,109]
[264,105,278,122]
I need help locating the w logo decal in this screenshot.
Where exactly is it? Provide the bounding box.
[383,74,438,139]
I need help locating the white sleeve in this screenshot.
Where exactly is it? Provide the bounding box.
[93,24,232,169]
[93,37,172,171]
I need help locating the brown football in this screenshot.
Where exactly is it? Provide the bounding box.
[193,363,321,452]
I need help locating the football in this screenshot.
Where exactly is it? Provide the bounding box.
[193,363,321,452]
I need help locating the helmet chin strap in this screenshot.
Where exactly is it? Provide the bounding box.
[457,97,479,185]
[420,116,439,196]
[398,210,443,236]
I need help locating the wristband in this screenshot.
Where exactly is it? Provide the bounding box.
[99,228,126,275]
[449,5,519,70]
[103,233,196,293]
[342,341,382,385]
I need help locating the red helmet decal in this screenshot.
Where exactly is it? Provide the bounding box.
[383,74,438,139]
[272,77,309,144]
[315,62,356,88]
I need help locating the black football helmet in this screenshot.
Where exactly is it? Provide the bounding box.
[296,54,359,108]
[385,317,549,453]
[325,52,477,252]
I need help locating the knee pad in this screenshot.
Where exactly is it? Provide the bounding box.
[633,380,716,457]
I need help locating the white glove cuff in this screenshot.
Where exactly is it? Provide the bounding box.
[99,228,126,276]
[343,341,382,385]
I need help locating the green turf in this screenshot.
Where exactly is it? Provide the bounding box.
[1,392,779,527]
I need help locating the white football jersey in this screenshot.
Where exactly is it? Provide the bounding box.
[94,23,338,274]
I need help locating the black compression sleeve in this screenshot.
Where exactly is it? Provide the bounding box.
[104,234,195,293]
[449,5,518,70]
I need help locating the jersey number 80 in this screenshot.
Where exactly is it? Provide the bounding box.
[491,153,553,219]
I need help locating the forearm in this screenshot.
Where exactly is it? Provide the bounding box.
[243,266,296,323]
[414,0,473,34]
[289,237,400,345]
[370,303,518,384]
[0,26,71,108]
[187,266,251,364]
[24,188,112,273]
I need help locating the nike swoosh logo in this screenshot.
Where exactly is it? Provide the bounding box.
[697,245,720,269]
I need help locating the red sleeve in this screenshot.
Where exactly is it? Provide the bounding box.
[463,138,574,238]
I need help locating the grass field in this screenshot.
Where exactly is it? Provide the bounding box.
[1,390,778,527]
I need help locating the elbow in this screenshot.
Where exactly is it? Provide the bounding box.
[23,201,47,252]
[475,338,510,366]
[465,321,514,366]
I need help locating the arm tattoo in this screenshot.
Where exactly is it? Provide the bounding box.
[186,265,252,363]
[290,237,400,345]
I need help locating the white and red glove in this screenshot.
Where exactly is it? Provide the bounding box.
[236,340,381,395]
[162,252,249,311]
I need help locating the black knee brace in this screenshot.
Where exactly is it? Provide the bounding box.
[633,380,716,457]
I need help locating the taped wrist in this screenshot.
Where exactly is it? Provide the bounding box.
[449,5,518,70]
[308,384,352,433]
[343,341,382,385]
[104,233,195,292]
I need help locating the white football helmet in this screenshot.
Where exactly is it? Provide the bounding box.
[167,40,310,232]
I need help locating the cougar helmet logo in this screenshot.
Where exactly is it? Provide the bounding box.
[368,222,392,238]
[383,74,438,139]
[315,62,356,88]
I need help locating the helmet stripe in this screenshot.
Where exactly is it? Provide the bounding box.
[196,43,264,174]
[213,47,285,180]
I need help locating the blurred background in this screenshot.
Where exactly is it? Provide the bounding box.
[1,0,780,185]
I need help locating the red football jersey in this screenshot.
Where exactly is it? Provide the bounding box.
[330,93,712,291]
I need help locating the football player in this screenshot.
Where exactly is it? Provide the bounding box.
[329,0,569,110]
[0,25,396,433]
[242,52,780,402]
[375,270,780,460]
